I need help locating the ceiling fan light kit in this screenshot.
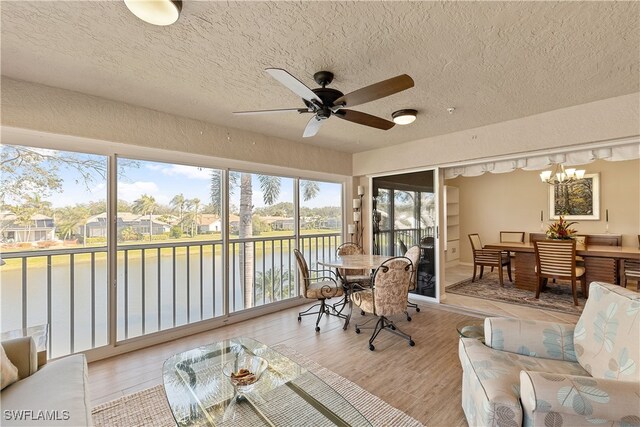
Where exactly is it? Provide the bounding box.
[392,109,417,125]
[124,0,182,26]
[234,68,415,138]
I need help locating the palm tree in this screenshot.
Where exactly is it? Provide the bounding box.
[211,172,319,309]
[170,194,186,231]
[191,198,200,237]
[55,206,91,244]
[27,194,53,217]
[132,194,157,241]
[11,205,37,242]
[256,267,295,303]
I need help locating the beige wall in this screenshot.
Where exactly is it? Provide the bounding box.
[446,159,640,263]
[353,93,640,176]
[1,77,352,176]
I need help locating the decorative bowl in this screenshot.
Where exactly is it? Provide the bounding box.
[223,355,268,392]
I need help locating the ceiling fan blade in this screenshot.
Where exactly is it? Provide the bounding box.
[265,68,323,104]
[334,74,414,108]
[335,110,395,130]
[303,116,324,138]
[233,108,310,115]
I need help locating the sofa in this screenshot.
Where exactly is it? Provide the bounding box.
[1,337,93,426]
[459,281,640,426]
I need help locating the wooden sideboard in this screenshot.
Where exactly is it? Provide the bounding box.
[484,242,640,291]
[529,233,622,246]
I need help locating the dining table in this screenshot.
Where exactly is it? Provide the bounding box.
[484,242,640,291]
[318,254,392,329]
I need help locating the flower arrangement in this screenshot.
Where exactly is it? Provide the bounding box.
[546,216,578,240]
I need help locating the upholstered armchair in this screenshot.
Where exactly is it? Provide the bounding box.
[352,257,415,351]
[404,245,421,320]
[458,281,640,426]
[294,249,345,333]
[336,242,372,288]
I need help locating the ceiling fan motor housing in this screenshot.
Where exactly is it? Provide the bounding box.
[303,87,345,114]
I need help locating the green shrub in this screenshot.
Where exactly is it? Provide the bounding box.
[85,237,107,245]
[170,226,183,239]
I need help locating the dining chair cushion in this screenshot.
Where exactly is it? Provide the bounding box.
[534,265,585,277]
[352,289,374,313]
[304,281,344,300]
[403,246,421,291]
[500,231,525,243]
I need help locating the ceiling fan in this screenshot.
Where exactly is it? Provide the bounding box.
[233,68,414,138]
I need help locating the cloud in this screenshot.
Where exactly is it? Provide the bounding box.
[146,164,211,180]
[118,181,161,202]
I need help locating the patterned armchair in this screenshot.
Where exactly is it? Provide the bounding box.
[458,281,640,426]
[404,245,421,320]
[336,242,372,288]
[352,257,416,351]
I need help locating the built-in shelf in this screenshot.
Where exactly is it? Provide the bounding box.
[444,186,460,264]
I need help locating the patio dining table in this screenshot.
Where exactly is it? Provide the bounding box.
[318,254,391,329]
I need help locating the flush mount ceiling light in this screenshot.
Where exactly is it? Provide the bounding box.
[391,109,417,125]
[124,0,182,26]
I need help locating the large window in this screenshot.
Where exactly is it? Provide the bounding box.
[227,172,295,312]
[299,179,342,269]
[1,143,345,357]
[1,145,108,357]
[116,159,223,341]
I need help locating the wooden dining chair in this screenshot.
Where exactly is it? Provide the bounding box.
[499,231,525,244]
[495,231,525,271]
[622,235,640,290]
[468,233,512,287]
[533,240,586,306]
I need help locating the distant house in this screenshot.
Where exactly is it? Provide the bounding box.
[264,216,294,231]
[197,214,222,233]
[228,214,241,233]
[319,217,341,229]
[84,212,172,237]
[0,212,56,242]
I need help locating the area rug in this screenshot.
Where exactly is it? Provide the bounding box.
[92,344,424,427]
[446,272,584,315]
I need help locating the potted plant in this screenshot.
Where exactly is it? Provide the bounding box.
[546,216,578,240]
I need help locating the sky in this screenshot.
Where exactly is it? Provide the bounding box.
[9,148,342,210]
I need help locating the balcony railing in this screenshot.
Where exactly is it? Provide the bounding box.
[0,233,341,358]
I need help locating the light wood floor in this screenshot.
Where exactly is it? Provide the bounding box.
[87,264,584,426]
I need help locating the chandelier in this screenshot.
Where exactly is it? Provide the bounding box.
[539,163,586,185]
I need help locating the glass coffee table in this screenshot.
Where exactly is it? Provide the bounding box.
[163,337,371,426]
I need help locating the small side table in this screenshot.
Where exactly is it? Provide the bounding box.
[0,324,49,367]
[456,319,485,343]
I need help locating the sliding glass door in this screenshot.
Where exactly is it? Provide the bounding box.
[372,169,439,301]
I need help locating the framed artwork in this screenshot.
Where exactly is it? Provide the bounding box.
[549,173,600,220]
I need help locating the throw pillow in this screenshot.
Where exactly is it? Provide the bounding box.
[1,344,19,390]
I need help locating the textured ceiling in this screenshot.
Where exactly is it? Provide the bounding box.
[1,1,638,153]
